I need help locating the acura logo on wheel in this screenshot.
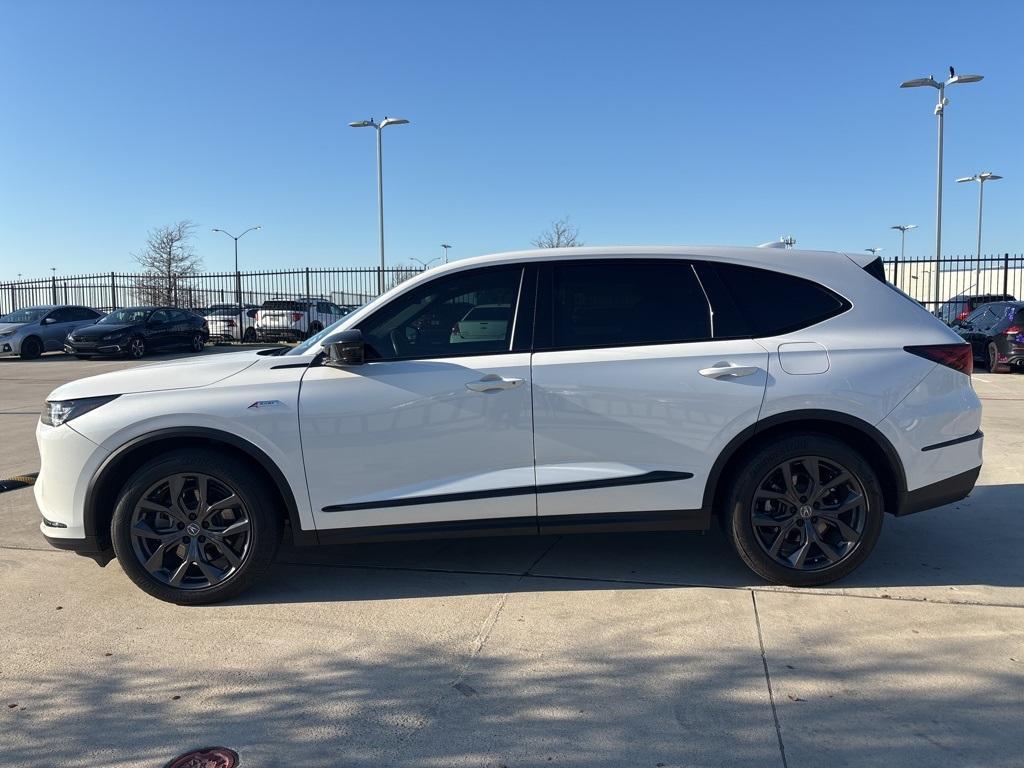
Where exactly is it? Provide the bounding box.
[186,523,200,536]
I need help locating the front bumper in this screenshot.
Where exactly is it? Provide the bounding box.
[64,340,125,356]
[35,421,112,559]
[0,337,22,356]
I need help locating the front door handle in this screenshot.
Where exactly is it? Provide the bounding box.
[466,374,524,393]
[698,362,760,379]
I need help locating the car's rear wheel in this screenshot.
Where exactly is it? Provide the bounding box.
[305,322,322,340]
[127,336,146,359]
[111,449,282,604]
[724,434,884,586]
[987,342,1007,374]
[190,333,206,353]
[19,336,42,360]
[242,327,257,343]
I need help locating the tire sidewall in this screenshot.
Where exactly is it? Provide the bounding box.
[110,449,281,604]
[20,336,42,359]
[988,342,1004,374]
[726,433,884,587]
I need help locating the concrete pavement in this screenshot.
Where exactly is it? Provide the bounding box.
[1,354,1022,767]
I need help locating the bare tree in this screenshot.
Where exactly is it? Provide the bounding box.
[532,216,583,248]
[132,221,202,305]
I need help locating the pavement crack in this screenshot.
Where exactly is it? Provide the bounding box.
[751,590,789,768]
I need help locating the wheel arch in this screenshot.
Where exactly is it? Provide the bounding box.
[83,427,313,551]
[704,410,907,519]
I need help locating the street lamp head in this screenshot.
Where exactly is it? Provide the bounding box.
[980,172,1003,182]
[349,119,377,128]
[947,73,983,86]
[212,228,223,233]
[381,117,410,128]
[900,76,940,89]
[441,243,451,249]
[956,175,978,183]
[865,247,883,255]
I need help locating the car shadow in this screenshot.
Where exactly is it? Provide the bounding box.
[234,481,1024,605]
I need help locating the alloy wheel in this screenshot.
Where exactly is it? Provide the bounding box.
[128,337,145,358]
[129,472,253,590]
[191,334,205,352]
[750,455,867,571]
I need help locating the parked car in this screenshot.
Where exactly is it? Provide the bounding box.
[953,300,1024,373]
[936,292,1015,326]
[36,246,982,604]
[0,305,104,359]
[450,303,512,344]
[254,297,348,342]
[64,306,209,359]
[204,303,260,343]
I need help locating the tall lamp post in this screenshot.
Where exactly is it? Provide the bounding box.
[900,67,983,310]
[441,243,451,264]
[212,226,262,322]
[956,172,1003,289]
[890,224,918,260]
[349,116,411,295]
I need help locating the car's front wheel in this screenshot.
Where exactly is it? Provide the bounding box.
[126,336,146,359]
[724,434,884,587]
[111,449,282,604]
[19,336,42,360]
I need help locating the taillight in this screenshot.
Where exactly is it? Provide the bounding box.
[225,319,236,328]
[1005,326,1020,336]
[292,312,303,322]
[904,344,973,375]
[956,309,969,321]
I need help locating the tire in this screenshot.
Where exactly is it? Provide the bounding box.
[110,449,282,605]
[19,336,42,360]
[305,323,322,340]
[190,333,206,353]
[126,335,146,359]
[242,328,257,343]
[987,342,1007,374]
[724,433,884,587]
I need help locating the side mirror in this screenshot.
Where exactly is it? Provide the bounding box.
[324,329,365,367]
[42,317,56,325]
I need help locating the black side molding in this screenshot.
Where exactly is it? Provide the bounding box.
[897,466,980,516]
[322,470,693,513]
[921,430,983,452]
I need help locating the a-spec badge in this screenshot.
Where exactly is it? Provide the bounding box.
[247,399,285,409]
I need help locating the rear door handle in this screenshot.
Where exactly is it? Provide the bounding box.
[698,362,760,379]
[466,374,524,393]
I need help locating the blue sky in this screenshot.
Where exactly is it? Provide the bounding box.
[1,0,1021,276]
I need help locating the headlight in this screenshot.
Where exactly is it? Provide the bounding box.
[0,330,13,338]
[41,395,119,427]
[101,332,125,341]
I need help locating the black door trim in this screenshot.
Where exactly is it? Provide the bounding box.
[321,469,693,513]
[921,430,983,452]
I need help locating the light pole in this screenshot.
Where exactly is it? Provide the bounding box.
[900,67,983,309]
[350,116,411,294]
[956,172,1003,289]
[212,226,262,323]
[410,256,440,269]
[890,224,918,259]
[441,243,451,264]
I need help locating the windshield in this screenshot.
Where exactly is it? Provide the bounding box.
[99,308,152,324]
[0,308,48,324]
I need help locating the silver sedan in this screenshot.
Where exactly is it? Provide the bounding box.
[0,305,104,359]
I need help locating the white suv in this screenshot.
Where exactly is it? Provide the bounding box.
[35,247,983,604]
[254,298,348,342]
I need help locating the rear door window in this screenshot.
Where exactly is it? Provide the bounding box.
[538,260,710,349]
[698,262,848,337]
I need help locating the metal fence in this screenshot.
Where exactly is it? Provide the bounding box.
[882,253,1024,313]
[0,266,423,315]
[2,254,1022,317]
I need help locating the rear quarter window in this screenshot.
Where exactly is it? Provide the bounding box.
[700,262,849,337]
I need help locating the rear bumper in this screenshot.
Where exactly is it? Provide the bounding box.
[897,466,981,516]
[257,328,304,341]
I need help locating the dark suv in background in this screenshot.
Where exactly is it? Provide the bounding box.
[953,300,1024,373]
[937,292,1015,326]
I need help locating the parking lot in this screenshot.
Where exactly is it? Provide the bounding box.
[1,351,1022,768]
